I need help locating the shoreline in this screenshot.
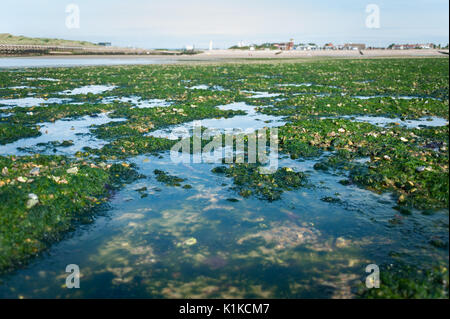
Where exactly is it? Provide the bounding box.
[0,50,447,68]
[1,49,448,60]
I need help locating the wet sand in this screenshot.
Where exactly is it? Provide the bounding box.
[22,49,450,59]
[194,49,448,60]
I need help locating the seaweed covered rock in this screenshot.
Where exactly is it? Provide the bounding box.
[154,169,186,187]
[212,164,307,201]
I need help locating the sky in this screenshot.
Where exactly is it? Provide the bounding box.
[0,0,448,49]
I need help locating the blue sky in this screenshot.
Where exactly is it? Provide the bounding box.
[1,0,448,48]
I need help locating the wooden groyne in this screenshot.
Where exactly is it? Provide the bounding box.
[0,44,177,56]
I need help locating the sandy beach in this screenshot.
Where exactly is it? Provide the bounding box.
[192,48,449,60]
[2,49,448,64]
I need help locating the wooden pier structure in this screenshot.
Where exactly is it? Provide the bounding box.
[0,44,160,56]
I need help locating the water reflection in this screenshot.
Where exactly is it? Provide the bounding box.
[0,113,126,155]
[0,57,177,68]
[0,154,446,298]
[147,102,286,140]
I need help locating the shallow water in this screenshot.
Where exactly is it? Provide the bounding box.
[147,102,286,140]
[27,77,60,82]
[189,85,225,91]
[0,113,126,156]
[351,95,442,101]
[278,83,313,87]
[278,83,340,89]
[8,86,36,89]
[341,115,449,128]
[243,91,282,99]
[0,153,446,298]
[0,71,448,298]
[0,57,177,69]
[61,85,117,96]
[102,96,173,108]
[0,97,72,109]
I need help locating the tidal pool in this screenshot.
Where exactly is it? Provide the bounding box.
[0,113,126,156]
[0,97,72,109]
[102,96,173,108]
[0,153,446,298]
[147,102,286,140]
[189,85,225,91]
[242,91,282,99]
[0,57,177,69]
[351,95,442,101]
[277,83,340,89]
[341,115,449,129]
[61,85,117,96]
[26,77,60,82]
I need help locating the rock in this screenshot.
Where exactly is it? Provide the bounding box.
[17,176,27,183]
[237,223,320,249]
[51,176,68,184]
[400,137,409,142]
[416,166,433,173]
[66,167,79,174]
[335,237,350,248]
[321,196,342,203]
[30,167,40,176]
[1,167,8,176]
[26,193,39,209]
[416,166,426,172]
[183,238,197,246]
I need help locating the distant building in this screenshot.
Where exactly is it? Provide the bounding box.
[97,42,111,46]
[392,44,413,50]
[295,44,318,51]
[391,43,435,50]
[343,43,366,50]
[324,43,334,50]
[418,43,435,49]
[273,39,295,51]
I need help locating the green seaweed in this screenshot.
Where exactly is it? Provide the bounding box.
[154,169,186,187]
[357,263,449,299]
[212,164,307,201]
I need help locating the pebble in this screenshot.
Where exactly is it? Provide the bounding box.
[66,167,79,174]
[30,167,40,176]
[26,193,39,209]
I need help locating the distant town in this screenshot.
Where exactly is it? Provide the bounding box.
[227,39,449,51]
[1,33,448,56]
